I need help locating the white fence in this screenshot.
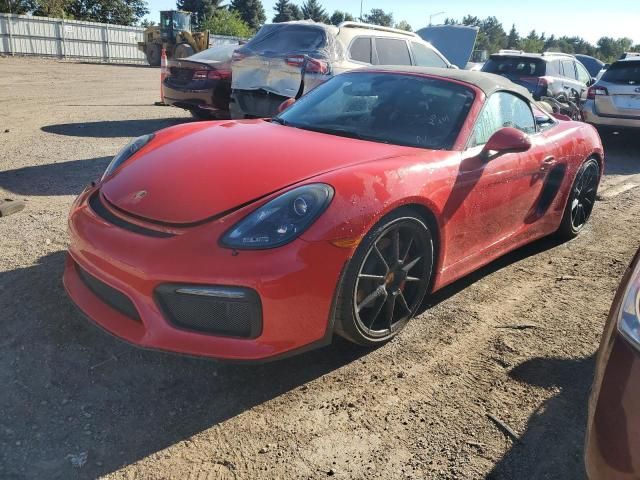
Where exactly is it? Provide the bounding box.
[0,13,146,63]
[0,14,246,64]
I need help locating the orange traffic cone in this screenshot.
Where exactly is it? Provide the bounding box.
[155,48,169,106]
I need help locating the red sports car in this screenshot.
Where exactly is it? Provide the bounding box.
[63,67,604,361]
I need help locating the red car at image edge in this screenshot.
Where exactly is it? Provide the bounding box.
[63,67,604,361]
[586,246,640,479]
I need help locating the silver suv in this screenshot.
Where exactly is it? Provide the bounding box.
[582,55,640,131]
[229,21,454,118]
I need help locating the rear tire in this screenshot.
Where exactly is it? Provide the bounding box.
[174,43,195,59]
[189,108,214,120]
[334,208,434,346]
[146,44,161,66]
[557,157,600,240]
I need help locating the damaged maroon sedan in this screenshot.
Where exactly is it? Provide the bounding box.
[586,246,640,479]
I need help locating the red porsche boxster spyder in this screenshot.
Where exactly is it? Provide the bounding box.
[64,67,604,361]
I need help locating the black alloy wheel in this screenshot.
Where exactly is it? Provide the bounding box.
[335,209,433,345]
[558,157,600,239]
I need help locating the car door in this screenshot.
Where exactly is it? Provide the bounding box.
[443,91,547,268]
[560,59,585,101]
[574,60,592,98]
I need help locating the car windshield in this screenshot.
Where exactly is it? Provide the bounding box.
[602,61,640,84]
[276,72,475,150]
[188,44,238,62]
[241,24,326,55]
[483,56,546,76]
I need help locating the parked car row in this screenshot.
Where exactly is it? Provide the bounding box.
[162,20,464,120]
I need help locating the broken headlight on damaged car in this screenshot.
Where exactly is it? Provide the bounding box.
[618,258,640,351]
[221,184,334,249]
[101,134,155,180]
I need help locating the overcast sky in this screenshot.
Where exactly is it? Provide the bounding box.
[144,0,640,45]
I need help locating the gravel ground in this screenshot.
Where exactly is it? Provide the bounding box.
[1,57,639,480]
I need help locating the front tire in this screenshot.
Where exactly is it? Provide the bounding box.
[146,44,161,66]
[557,157,600,240]
[174,43,195,59]
[334,209,434,346]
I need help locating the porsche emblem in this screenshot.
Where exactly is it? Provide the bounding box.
[132,190,148,202]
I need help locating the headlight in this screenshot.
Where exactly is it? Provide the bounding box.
[101,134,154,180]
[618,257,640,350]
[220,183,334,249]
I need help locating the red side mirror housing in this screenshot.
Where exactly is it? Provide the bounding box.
[277,98,296,114]
[482,127,532,160]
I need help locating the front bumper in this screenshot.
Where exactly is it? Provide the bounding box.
[63,188,349,361]
[582,100,640,129]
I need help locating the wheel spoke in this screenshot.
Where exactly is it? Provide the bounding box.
[373,245,390,272]
[402,256,423,273]
[392,229,401,264]
[358,273,386,281]
[367,291,388,332]
[402,235,414,263]
[385,294,397,330]
[397,291,411,314]
[357,285,386,312]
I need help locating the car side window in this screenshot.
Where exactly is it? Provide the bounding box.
[470,92,536,147]
[562,60,577,80]
[411,42,447,68]
[375,38,412,66]
[575,62,591,84]
[349,37,373,64]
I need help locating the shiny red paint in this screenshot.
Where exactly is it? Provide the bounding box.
[64,72,605,361]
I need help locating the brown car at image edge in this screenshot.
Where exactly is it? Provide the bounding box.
[586,245,640,479]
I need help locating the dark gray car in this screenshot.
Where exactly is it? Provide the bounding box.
[482,51,592,103]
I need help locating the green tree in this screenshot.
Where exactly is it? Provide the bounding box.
[140,17,155,27]
[301,0,327,22]
[65,0,149,25]
[202,7,252,36]
[597,36,633,62]
[363,8,393,27]
[176,0,223,28]
[273,0,301,22]
[395,20,412,32]
[329,9,353,25]
[33,0,71,17]
[230,0,265,30]
[520,30,544,53]
[506,24,519,49]
[0,0,37,14]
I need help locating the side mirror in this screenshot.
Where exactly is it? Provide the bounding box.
[277,98,295,113]
[481,127,531,161]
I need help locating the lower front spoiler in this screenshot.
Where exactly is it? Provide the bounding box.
[62,254,334,363]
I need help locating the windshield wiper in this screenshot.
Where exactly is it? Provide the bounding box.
[270,117,288,126]
[298,125,370,141]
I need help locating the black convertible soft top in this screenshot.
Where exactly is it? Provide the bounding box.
[361,66,535,100]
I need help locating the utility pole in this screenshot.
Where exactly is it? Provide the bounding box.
[360,0,363,22]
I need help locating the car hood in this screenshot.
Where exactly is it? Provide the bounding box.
[101,120,417,225]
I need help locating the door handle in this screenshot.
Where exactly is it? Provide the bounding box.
[540,156,556,172]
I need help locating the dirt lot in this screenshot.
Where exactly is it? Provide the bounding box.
[1,57,639,480]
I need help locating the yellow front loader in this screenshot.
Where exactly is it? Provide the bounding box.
[138,11,210,66]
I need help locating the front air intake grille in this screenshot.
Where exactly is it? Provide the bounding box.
[155,285,262,338]
[77,265,141,321]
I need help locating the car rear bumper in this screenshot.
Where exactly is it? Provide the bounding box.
[63,188,349,361]
[229,89,289,119]
[163,82,230,117]
[582,100,640,129]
